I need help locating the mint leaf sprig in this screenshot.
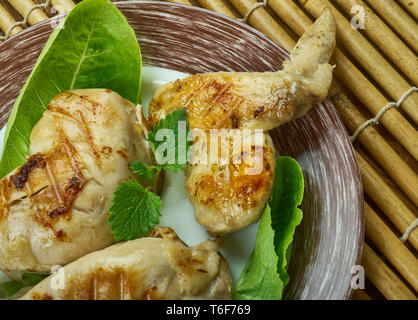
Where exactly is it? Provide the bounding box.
[147,107,191,173]
[108,108,191,241]
[108,180,162,241]
[129,162,162,194]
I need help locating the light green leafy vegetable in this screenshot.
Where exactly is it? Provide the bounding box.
[270,156,304,287]
[233,204,284,299]
[234,156,304,300]
[0,273,47,299]
[0,0,141,177]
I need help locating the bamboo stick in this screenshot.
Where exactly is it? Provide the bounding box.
[196,0,238,18]
[335,0,418,85]
[378,126,418,175]
[397,0,418,19]
[352,290,372,300]
[8,0,48,25]
[356,151,418,250]
[361,149,418,217]
[0,2,23,36]
[332,93,418,207]
[299,0,418,124]
[166,0,193,5]
[268,0,311,37]
[364,0,418,54]
[227,0,296,52]
[333,55,418,161]
[50,0,75,14]
[365,202,418,292]
[268,0,418,162]
[362,243,416,300]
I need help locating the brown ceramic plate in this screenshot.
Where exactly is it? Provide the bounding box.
[0,1,363,299]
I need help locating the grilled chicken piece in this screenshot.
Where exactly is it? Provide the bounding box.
[21,227,232,300]
[0,89,154,272]
[186,132,275,233]
[148,9,336,234]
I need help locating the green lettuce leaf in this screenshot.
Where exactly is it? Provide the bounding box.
[0,273,47,298]
[0,0,141,177]
[234,156,304,300]
[270,156,304,287]
[233,204,284,300]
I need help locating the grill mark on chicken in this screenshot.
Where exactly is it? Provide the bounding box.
[30,293,53,300]
[43,160,64,205]
[0,136,87,238]
[76,110,100,162]
[31,140,85,231]
[116,149,128,159]
[1,156,47,219]
[10,155,46,189]
[59,267,135,300]
[0,180,12,219]
[206,81,232,104]
[48,174,84,219]
[29,267,134,300]
[22,227,232,300]
[193,144,273,211]
[182,79,206,108]
[48,94,101,165]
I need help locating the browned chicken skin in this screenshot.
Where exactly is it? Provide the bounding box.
[0,89,155,272]
[21,227,232,300]
[148,9,336,234]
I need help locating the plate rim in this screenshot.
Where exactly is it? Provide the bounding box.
[0,0,364,300]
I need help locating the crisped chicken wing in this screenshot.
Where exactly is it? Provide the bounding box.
[0,89,155,272]
[21,227,232,300]
[148,10,336,234]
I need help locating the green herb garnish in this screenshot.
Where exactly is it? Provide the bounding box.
[147,108,191,173]
[108,108,190,241]
[108,180,162,241]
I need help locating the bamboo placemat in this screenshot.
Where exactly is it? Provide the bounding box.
[0,0,417,300]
